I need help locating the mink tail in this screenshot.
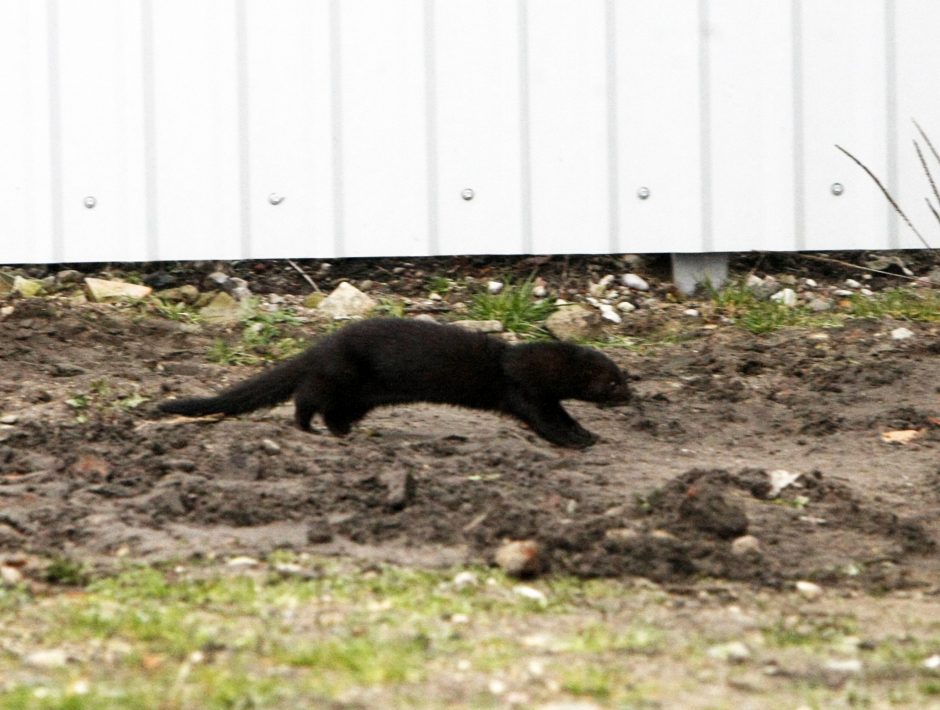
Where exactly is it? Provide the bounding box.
[158,355,309,417]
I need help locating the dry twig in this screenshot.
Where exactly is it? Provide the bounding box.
[835,144,937,253]
[287,259,321,293]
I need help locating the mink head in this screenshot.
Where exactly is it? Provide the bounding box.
[576,350,633,405]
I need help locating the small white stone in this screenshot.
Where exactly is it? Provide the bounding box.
[617,301,636,313]
[25,649,69,668]
[833,289,854,297]
[824,658,863,674]
[513,585,547,604]
[844,279,863,289]
[598,303,622,324]
[488,679,506,695]
[891,327,914,341]
[768,469,802,498]
[770,288,797,307]
[487,280,504,294]
[452,571,479,589]
[532,284,547,298]
[731,535,761,556]
[260,439,281,455]
[923,654,940,669]
[803,278,818,288]
[683,308,700,317]
[706,641,751,663]
[795,580,823,599]
[859,288,874,297]
[226,556,259,568]
[0,565,23,585]
[451,613,470,625]
[621,273,650,291]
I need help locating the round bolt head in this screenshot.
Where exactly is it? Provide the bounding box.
[637,186,651,200]
[268,193,285,206]
[831,182,845,196]
[83,196,97,209]
[460,188,475,201]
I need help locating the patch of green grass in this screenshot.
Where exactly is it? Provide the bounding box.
[207,305,307,365]
[427,275,456,295]
[846,287,940,321]
[373,297,406,318]
[761,614,859,649]
[707,282,940,335]
[707,283,830,334]
[63,381,149,423]
[154,299,201,323]
[466,279,555,336]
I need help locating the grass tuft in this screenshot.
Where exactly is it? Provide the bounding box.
[466,279,555,336]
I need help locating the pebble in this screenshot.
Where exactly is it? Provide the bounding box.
[0,415,18,425]
[824,658,863,674]
[588,275,615,298]
[683,308,700,317]
[803,278,818,288]
[769,288,797,307]
[0,565,23,585]
[833,289,854,297]
[495,540,542,578]
[513,585,548,604]
[807,297,833,312]
[859,288,874,297]
[795,580,823,599]
[767,469,801,498]
[706,641,751,663]
[730,535,761,556]
[226,556,259,568]
[923,655,940,670]
[598,303,621,324]
[621,273,649,291]
[616,301,636,313]
[25,649,69,668]
[452,571,479,589]
[891,327,914,341]
[260,439,281,455]
[487,280,504,295]
[844,278,863,289]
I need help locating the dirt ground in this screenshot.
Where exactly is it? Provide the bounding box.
[2,289,939,594]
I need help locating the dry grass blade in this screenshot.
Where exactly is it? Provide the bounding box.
[914,140,940,223]
[913,119,940,167]
[835,144,936,253]
[927,198,940,230]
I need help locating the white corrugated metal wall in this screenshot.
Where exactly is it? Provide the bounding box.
[1,0,939,265]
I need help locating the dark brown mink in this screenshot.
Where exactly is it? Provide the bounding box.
[158,317,632,448]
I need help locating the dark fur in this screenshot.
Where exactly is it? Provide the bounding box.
[158,318,632,448]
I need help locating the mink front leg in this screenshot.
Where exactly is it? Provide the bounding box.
[504,394,598,448]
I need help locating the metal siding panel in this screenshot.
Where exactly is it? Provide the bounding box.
[707,0,796,252]
[526,0,609,254]
[614,0,701,254]
[433,0,524,255]
[337,0,428,257]
[57,0,147,262]
[243,0,334,259]
[801,0,888,250]
[0,1,54,263]
[150,0,241,260]
[895,0,940,250]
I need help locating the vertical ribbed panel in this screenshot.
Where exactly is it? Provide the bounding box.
[0,1,937,264]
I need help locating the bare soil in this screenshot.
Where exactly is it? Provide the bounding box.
[2,295,939,592]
